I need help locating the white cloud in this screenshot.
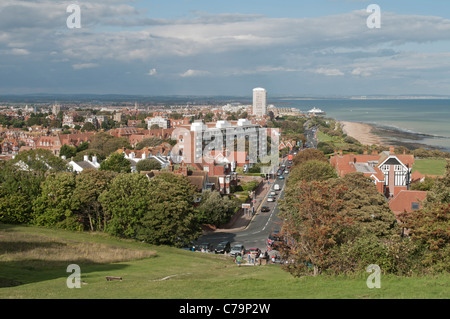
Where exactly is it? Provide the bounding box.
[180,69,211,77]
[313,68,344,76]
[148,68,157,76]
[9,48,30,55]
[72,63,99,70]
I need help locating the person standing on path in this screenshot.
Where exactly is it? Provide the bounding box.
[236,254,242,267]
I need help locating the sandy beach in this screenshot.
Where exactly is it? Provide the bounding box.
[340,121,386,146]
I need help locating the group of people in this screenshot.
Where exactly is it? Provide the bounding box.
[234,249,273,266]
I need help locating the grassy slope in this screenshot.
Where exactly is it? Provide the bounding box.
[0,224,448,299]
[412,159,447,176]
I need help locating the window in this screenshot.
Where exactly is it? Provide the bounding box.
[394,165,403,171]
[411,202,420,210]
[395,171,406,186]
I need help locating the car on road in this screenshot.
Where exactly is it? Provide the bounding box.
[267,196,275,202]
[284,170,289,174]
[261,206,270,212]
[270,191,277,196]
[278,175,285,180]
[273,184,280,191]
[214,241,231,254]
[230,244,245,257]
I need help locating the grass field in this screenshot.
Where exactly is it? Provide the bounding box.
[0,224,448,299]
[412,159,447,176]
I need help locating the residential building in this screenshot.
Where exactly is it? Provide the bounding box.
[35,136,62,156]
[330,147,415,198]
[69,155,100,172]
[173,119,266,167]
[252,88,267,117]
[389,190,428,217]
[146,116,171,129]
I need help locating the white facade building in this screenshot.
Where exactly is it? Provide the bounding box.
[146,116,171,129]
[252,88,267,117]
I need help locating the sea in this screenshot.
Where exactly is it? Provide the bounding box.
[273,98,450,152]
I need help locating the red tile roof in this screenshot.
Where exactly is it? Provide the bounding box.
[389,190,428,214]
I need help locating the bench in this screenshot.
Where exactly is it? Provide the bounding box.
[105,276,122,281]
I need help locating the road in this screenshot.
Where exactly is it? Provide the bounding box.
[196,124,318,253]
[197,159,289,252]
[304,120,318,149]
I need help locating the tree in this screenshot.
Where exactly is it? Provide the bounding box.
[398,202,450,273]
[136,158,162,172]
[12,149,69,175]
[89,132,131,156]
[136,173,202,246]
[99,173,151,238]
[0,161,43,224]
[410,176,437,191]
[292,148,327,167]
[197,190,237,226]
[32,172,80,230]
[81,122,97,132]
[335,173,397,237]
[71,169,117,231]
[279,180,352,276]
[424,160,450,205]
[60,144,77,159]
[288,160,337,185]
[135,137,165,150]
[397,161,450,272]
[317,142,334,155]
[99,153,131,173]
[279,172,398,277]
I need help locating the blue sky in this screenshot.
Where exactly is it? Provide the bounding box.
[1,0,450,97]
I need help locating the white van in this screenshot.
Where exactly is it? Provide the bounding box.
[274,184,280,191]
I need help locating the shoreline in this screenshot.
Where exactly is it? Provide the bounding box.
[339,121,386,146]
[339,121,448,151]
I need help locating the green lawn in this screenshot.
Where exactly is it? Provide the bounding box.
[0,224,448,299]
[412,159,447,176]
[316,131,335,143]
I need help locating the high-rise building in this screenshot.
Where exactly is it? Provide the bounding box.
[52,103,61,116]
[252,88,267,117]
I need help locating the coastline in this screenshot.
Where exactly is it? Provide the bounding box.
[339,121,386,146]
[339,120,448,151]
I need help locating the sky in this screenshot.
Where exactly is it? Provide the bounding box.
[1,0,450,97]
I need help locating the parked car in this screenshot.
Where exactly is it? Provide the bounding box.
[198,242,213,252]
[261,206,270,212]
[278,175,285,180]
[214,241,231,254]
[270,191,277,196]
[267,196,275,202]
[273,184,280,191]
[230,244,245,257]
[284,170,289,174]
